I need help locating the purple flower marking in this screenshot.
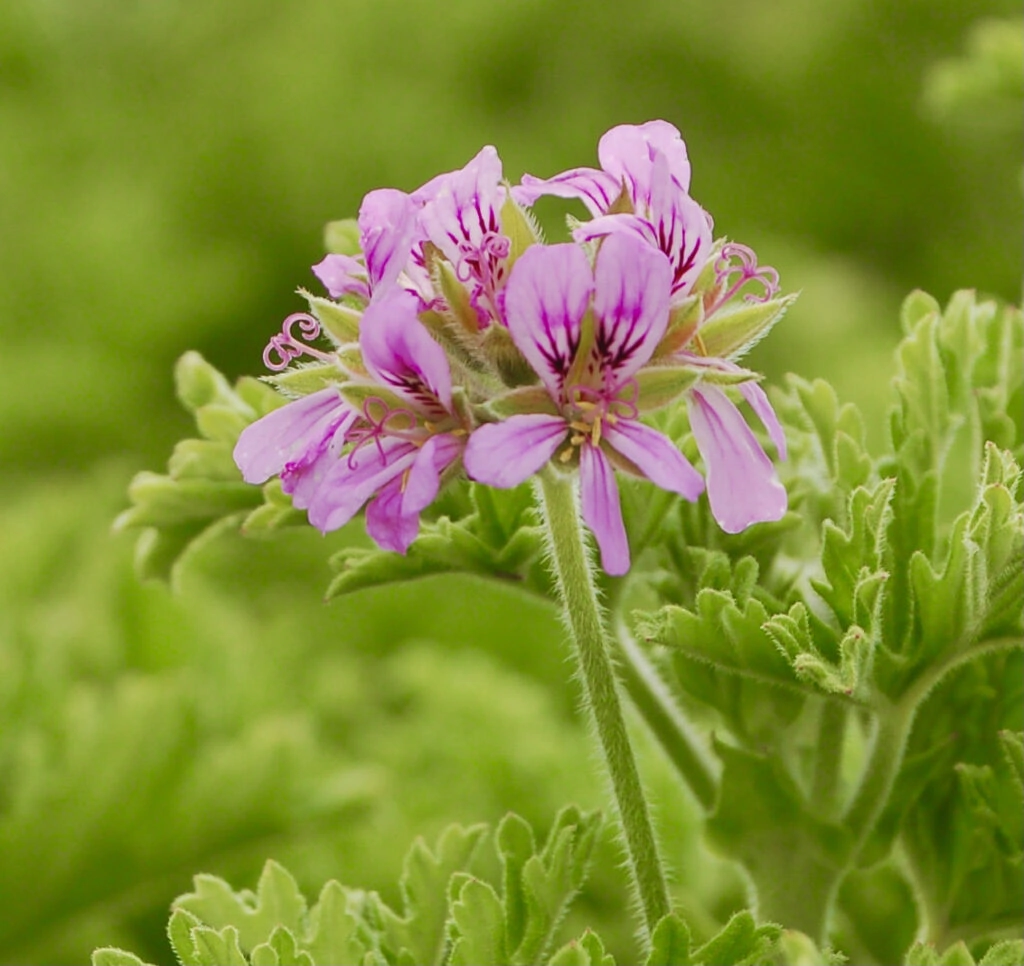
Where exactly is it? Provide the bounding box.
[305,290,466,550]
[419,145,511,327]
[515,122,712,301]
[464,232,704,575]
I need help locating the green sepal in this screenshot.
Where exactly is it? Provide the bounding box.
[167,438,241,482]
[335,381,407,415]
[634,364,701,412]
[242,479,306,532]
[324,218,362,256]
[694,365,762,386]
[654,295,703,357]
[484,321,538,387]
[117,472,260,528]
[697,293,796,360]
[485,385,559,418]
[434,255,481,336]
[266,365,344,396]
[301,289,363,344]
[500,191,543,266]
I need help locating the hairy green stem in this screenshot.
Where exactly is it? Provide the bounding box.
[613,621,719,811]
[811,700,847,819]
[537,470,670,939]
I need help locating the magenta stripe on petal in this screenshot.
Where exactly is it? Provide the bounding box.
[504,243,594,401]
[464,414,567,488]
[592,232,673,386]
[360,290,452,413]
[602,419,704,499]
[579,443,629,575]
[687,386,787,534]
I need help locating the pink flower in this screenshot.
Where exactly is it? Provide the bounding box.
[419,145,511,327]
[233,388,355,509]
[514,121,712,301]
[305,290,465,551]
[312,187,420,303]
[464,232,704,574]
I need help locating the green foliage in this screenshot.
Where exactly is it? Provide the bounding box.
[95,811,602,966]
[634,291,1023,944]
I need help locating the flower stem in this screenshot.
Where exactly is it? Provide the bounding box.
[613,620,719,811]
[537,470,671,939]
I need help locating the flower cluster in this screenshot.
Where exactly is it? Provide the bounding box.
[234,121,790,574]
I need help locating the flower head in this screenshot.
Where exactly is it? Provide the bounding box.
[232,123,791,567]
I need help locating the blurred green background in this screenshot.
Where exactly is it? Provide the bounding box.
[0,1,1020,963]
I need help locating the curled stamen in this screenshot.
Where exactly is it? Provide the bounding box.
[345,397,421,468]
[710,243,780,312]
[262,313,333,371]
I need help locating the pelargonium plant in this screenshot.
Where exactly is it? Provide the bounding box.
[110,121,1023,966]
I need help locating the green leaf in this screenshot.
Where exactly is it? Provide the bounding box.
[251,926,314,966]
[511,806,602,965]
[644,914,691,966]
[691,910,781,966]
[304,882,367,966]
[175,860,308,953]
[91,950,157,966]
[190,925,249,966]
[448,878,507,966]
[378,823,488,966]
[979,940,1024,966]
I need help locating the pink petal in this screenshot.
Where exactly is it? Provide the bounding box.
[598,121,692,204]
[602,418,704,499]
[512,167,621,216]
[312,254,370,301]
[504,243,594,400]
[592,232,673,386]
[464,414,567,488]
[360,290,452,414]
[401,433,464,516]
[366,476,420,554]
[739,381,787,460]
[358,188,418,295]
[233,388,350,485]
[645,151,712,296]
[419,145,505,267]
[687,386,787,533]
[307,438,418,533]
[579,443,629,575]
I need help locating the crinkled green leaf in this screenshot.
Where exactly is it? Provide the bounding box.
[378,823,488,966]
[448,878,507,966]
[691,910,781,966]
[175,860,308,953]
[644,913,691,966]
[91,950,157,966]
